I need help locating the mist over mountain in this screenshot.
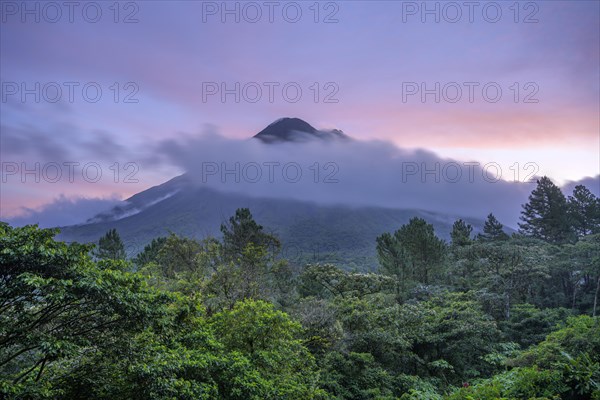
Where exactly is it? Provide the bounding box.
[8,117,598,241]
[154,118,536,225]
[28,116,594,269]
[53,117,542,269]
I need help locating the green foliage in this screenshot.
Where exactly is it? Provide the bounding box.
[299,264,395,299]
[445,366,568,400]
[4,196,600,399]
[394,218,447,285]
[319,351,396,399]
[512,315,600,369]
[376,217,446,300]
[568,185,600,237]
[210,299,325,398]
[93,228,126,260]
[454,316,600,400]
[519,176,574,244]
[132,236,167,268]
[314,291,502,396]
[411,292,502,383]
[156,233,205,278]
[443,237,553,320]
[500,303,571,348]
[376,231,413,300]
[478,213,509,242]
[220,208,281,262]
[288,297,343,354]
[203,242,293,312]
[546,235,600,314]
[0,224,324,400]
[562,353,600,399]
[0,224,171,398]
[450,219,473,247]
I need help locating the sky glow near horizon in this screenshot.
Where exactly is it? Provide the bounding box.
[1,0,599,225]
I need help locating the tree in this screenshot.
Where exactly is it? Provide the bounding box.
[299,263,394,299]
[500,304,571,348]
[509,315,600,400]
[478,213,509,242]
[0,224,168,396]
[93,228,126,260]
[202,209,291,311]
[203,242,292,312]
[376,232,413,299]
[208,243,271,305]
[156,233,204,279]
[327,291,502,392]
[393,218,446,285]
[450,219,473,247]
[133,236,167,268]
[220,208,280,262]
[415,292,502,382]
[568,185,600,237]
[475,239,553,319]
[0,224,324,399]
[210,299,325,398]
[519,176,573,244]
[319,351,396,399]
[563,234,600,314]
[376,218,446,298]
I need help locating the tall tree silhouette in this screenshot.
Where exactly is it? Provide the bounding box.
[567,185,600,237]
[478,213,509,241]
[93,229,126,260]
[450,219,473,246]
[519,176,572,244]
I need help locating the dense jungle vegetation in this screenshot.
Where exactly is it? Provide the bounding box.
[1,177,599,399]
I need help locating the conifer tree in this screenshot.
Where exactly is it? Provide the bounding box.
[567,184,600,237]
[519,176,573,244]
[450,219,473,246]
[220,208,280,261]
[93,228,126,260]
[478,213,509,241]
[394,217,446,284]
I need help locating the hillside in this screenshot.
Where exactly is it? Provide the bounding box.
[57,174,489,270]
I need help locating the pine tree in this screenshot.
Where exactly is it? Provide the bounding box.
[93,229,126,260]
[450,219,473,246]
[220,208,280,261]
[478,213,509,241]
[394,217,446,285]
[519,176,573,244]
[133,237,168,268]
[376,232,412,299]
[567,185,600,237]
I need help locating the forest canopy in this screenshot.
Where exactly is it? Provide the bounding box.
[1,177,599,399]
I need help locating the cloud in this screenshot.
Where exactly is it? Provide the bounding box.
[5,125,597,230]
[157,128,540,227]
[562,176,600,197]
[0,121,133,164]
[4,195,123,228]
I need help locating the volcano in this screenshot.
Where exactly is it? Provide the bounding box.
[253,117,349,143]
[56,118,490,270]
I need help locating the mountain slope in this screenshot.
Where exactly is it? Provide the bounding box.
[57,175,489,270]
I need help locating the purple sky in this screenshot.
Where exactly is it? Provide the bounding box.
[1,1,599,225]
